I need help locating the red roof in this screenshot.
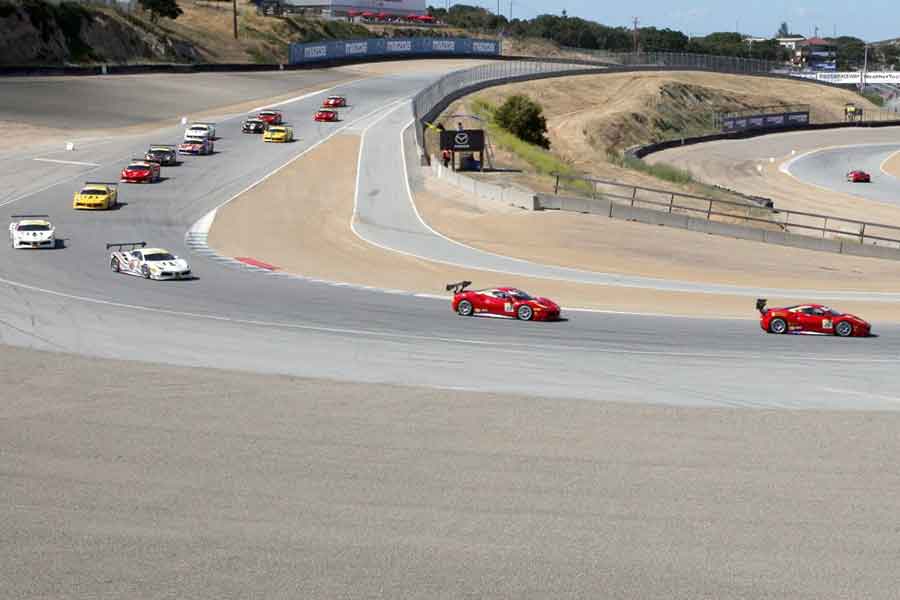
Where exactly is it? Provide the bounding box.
[802,37,833,46]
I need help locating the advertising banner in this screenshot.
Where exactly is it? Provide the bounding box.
[721,110,809,132]
[790,71,900,85]
[290,38,501,64]
[440,129,486,152]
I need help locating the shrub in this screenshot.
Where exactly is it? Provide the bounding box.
[493,94,551,149]
[137,0,182,23]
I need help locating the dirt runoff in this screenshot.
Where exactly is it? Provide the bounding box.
[415,176,900,293]
[207,134,900,321]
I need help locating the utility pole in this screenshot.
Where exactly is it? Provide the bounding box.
[509,0,512,21]
[632,17,640,53]
[232,0,238,39]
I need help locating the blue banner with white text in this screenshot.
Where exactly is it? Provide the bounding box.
[289,38,501,64]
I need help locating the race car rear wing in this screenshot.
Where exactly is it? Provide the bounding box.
[149,144,176,149]
[756,298,768,314]
[445,281,472,294]
[106,241,146,250]
[11,214,49,219]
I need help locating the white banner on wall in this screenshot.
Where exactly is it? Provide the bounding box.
[810,71,900,85]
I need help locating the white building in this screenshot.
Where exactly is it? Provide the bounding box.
[776,36,807,51]
[284,0,427,16]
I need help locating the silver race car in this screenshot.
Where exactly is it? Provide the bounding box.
[108,242,192,280]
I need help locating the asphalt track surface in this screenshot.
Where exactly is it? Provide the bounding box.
[0,70,352,128]
[785,142,900,206]
[1,66,900,409]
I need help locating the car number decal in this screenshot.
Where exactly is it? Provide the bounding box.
[822,319,833,329]
[504,302,513,313]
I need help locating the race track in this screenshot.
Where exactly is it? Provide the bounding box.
[785,142,900,206]
[2,64,900,409]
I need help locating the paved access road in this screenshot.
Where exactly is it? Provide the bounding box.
[1,65,899,409]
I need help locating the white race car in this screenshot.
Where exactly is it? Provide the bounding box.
[107,242,192,280]
[184,122,216,140]
[9,214,55,249]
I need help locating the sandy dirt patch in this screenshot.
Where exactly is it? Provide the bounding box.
[415,176,900,292]
[207,134,900,321]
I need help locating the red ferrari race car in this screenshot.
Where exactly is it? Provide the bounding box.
[257,109,283,125]
[846,170,871,183]
[322,95,347,108]
[314,108,339,122]
[756,299,871,337]
[447,281,561,321]
[120,159,161,183]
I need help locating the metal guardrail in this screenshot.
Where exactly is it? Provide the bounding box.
[551,173,900,248]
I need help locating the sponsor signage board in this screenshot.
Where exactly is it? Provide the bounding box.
[289,37,501,64]
[789,71,900,85]
[440,129,485,152]
[722,110,809,132]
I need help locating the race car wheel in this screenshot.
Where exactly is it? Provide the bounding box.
[769,318,788,334]
[110,257,120,272]
[517,305,534,321]
[457,300,474,317]
[835,321,854,337]
[141,265,151,279]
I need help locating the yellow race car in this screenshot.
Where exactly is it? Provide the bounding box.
[73,181,118,210]
[263,125,294,143]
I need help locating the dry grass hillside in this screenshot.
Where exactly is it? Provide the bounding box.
[142,0,371,63]
[478,72,875,163]
[440,72,879,195]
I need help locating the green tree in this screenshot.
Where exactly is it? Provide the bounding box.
[776,22,790,37]
[138,0,182,23]
[493,95,551,149]
[830,36,866,69]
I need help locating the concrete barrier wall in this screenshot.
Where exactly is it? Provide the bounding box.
[429,161,537,210]
[532,193,900,261]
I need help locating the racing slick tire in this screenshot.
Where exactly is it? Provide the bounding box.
[141,265,151,279]
[110,257,120,272]
[457,300,474,317]
[768,317,788,334]
[517,305,534,321]
[835,321,854,337]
